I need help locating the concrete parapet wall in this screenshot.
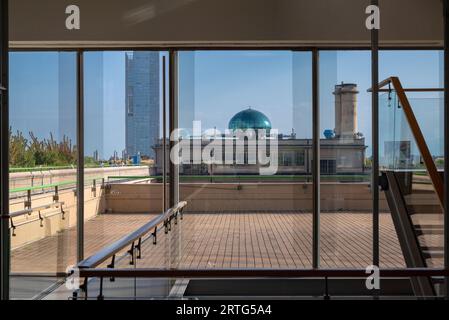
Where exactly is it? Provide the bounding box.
[10,180,388,250]
[9,167,146,250]
[105,182,389,214]
[10,184,105,250]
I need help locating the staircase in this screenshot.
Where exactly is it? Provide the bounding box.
[377,77,445,297]
[381,171,443,296]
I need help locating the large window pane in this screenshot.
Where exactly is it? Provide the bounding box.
[82,51,171,298]
[174,50,313,270]
[319,51,383,268]
[9,52,77,298]
[379,50,443,269]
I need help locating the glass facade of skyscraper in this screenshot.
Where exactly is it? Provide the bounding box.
[125,52,160,159]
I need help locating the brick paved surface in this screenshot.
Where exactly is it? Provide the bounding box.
[11,214,156,273]
[12,212,406,274]
[120,212,406,269]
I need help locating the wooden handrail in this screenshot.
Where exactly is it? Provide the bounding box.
[377,77,444,209]
[368,87,443,93]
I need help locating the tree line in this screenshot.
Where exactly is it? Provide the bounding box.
[9,129,77,167]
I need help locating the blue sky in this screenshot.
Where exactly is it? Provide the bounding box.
[9,50,443,159]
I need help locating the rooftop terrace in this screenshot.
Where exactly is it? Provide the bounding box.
[12,211,405,275]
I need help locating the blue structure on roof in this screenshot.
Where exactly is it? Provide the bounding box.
[324,129,335,139]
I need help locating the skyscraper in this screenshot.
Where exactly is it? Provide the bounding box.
[125,52,160,159]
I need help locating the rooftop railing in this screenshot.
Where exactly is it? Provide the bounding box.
[74,267,449,300]
[73,201,188,299]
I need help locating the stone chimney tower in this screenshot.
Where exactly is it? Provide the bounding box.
[333,83,358,139]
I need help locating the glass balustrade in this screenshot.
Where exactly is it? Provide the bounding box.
[379,87,444,272]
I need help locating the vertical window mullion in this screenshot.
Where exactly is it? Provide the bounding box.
[76,50,84,263]
[0,0,10,301]
[371,0,380,268]
[312,49,320,269]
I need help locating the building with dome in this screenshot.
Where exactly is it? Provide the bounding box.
[228,107,272,132]
[152,83,367,177]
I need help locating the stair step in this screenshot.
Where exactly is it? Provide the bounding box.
[410,189,438,194]
[404,193,439,202]
[407,204,442,215]
[421,246,443,252]
[414,224,443,236]
[411,215,443,225]
[422,250,444,259]
[431,277,445,284]
[414,224,442,229]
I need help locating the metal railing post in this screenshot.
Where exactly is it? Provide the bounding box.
[25,190,31,209]
[92,179,97,197]
[53,185,59,202]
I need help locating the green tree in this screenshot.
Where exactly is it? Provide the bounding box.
[9,129,83,168]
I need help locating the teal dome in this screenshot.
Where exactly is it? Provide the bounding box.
[228,108,272,131]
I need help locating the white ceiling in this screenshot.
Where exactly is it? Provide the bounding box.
[9,0,443,48]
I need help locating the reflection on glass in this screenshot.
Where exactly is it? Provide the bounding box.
[173,51,313,269]
[319,51,376,268]
[379,89,443,269]
[9,52,77,298]
[83,51,173,284]
[379,50,443,270]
